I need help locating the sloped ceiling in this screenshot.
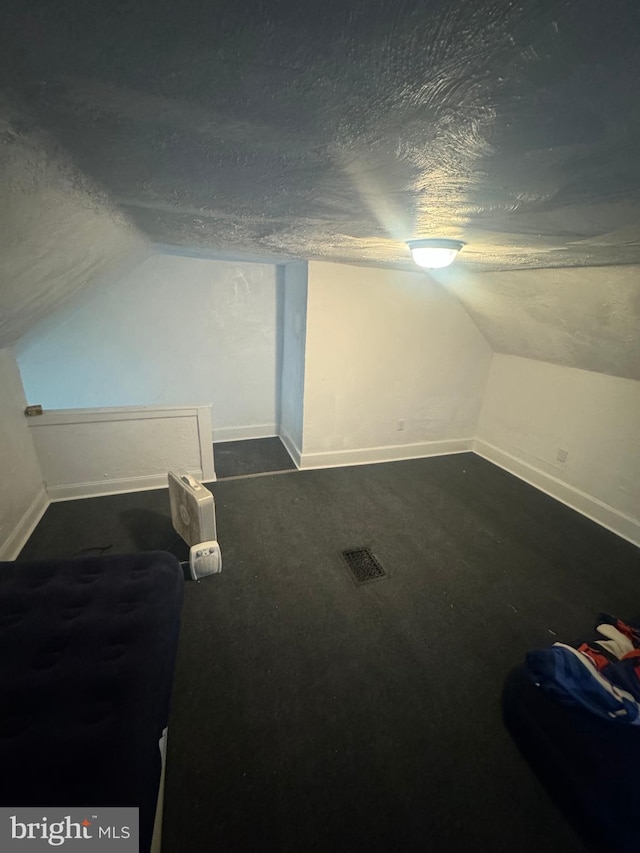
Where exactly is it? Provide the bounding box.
[0,96,147,348]
[444,265,640,381]
[1,0,639,375]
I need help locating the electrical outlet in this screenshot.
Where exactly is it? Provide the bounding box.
[397,418,405,431]
[556,448,568,463]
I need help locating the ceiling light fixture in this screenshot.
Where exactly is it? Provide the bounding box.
[407,238,464,269]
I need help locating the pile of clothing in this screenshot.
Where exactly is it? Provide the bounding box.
[527,614,640,725]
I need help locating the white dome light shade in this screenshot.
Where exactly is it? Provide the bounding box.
[407,239,464,269]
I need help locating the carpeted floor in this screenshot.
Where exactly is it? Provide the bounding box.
[17,486,191,564]
[213,436,296,478]
[17,453,640,851]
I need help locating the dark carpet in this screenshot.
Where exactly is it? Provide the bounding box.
[214,436,296,478]
[17,487,191,565]
[17,453,640,852]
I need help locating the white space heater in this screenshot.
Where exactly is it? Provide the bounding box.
[168,470,222,579]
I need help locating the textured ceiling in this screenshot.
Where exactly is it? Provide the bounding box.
[3,0,640,271]
[444,264,640,380]
[0,94,147,348]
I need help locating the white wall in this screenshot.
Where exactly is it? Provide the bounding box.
[300,261,493,467]
[17,253,281,441]
[29,405,215,500]
[279,262,308,461]
[0,348,47,560]
[475,355,640,545]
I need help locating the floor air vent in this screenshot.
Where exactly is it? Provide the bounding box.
[342,548,387,586]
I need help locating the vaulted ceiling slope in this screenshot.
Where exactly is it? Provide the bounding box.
[445,265,640,381]
[1,1,639,379]
[0,96,147,348]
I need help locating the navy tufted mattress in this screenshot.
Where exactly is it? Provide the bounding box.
[0,550,183,853]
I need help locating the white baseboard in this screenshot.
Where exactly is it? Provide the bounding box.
[1,487,49,560]
[473,439,640,548]
[298,438,473,470]
[278,426,302,468]
[213,423,277,443]
[48,470,205,502]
